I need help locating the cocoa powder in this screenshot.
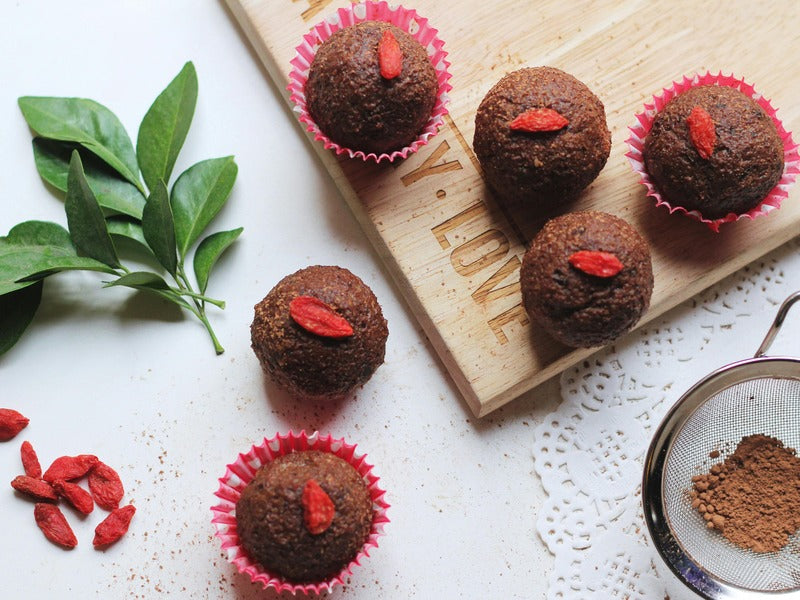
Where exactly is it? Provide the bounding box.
[691,434,800,553]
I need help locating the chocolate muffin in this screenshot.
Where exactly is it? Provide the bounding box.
[236,450,373,583]
[473,67,611,205]
[520,211,653,347]
[644,84,784,219]
[251,265,388,400]
[305,20,438,155]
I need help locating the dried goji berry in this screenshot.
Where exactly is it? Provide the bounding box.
[687,105,716,159]
[88,461,124,511]
[568,250,624,277]
[289,296,354,338]
[34,503,77,549]
[20,440,42,479]
[509,108,569,133]
[378,29,402,79]
[52,480,94,515]
[11,475,57,502]
[301,479,335,535]
[0,408,29,441]
[93,504,136,548]
[43,454,99,483]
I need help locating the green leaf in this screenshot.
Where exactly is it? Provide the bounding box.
[137,62,198,193]
[171,156,237,258]
[105,270,170,290]
[65,151,121,268]
[32,139,146,219]
[0,221,116,295]
[1,220,72,247]
[0,280,44,355]
[193,227,242,293]
[105,271,191,309]
[106,216,149,250]
[18,96,142,191]
[141,180,177,275]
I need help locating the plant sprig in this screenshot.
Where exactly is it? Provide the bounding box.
[1,61,242,355]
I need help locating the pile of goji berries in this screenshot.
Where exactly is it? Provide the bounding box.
[2,408,135,550]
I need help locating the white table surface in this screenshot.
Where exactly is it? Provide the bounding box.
[0,1,560,597]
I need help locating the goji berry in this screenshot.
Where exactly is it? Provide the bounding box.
[509,108,569,133]
[93,504,136,548]
[88,461,124,511]
[0,408,29,441]
[43,454,99,483]
[20,440,42,479]
[34,503,77,549]
[568,250,624,277]
[301,479,335,535]
[11,475,57,502]
[378,29,402,79]
[687,105,716,159]
[289,296,354,339]
[52,480,94,515]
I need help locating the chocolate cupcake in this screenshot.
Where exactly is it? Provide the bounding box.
[305,20,438,155]
[473,67,611,206]
[250,265,388,400]
[212,431,390,594]
[236,450,373,583]
[520,211,653,348]
[643,84,784,220]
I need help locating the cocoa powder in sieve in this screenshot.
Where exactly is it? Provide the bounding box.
[691,434,800,553]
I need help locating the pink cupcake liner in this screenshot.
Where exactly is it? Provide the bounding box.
[625,71,799,232]
[288,0,452,163]
[211,430,390,595]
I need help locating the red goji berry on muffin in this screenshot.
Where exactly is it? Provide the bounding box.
[643,84,784,220]
[473,67,611,207]
[305,20,438,156]
[520,211,653,348]
[250,266,388,400]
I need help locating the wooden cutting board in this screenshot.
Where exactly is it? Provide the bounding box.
[226,0,800,416]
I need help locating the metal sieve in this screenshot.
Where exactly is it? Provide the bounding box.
[643,291,800,599]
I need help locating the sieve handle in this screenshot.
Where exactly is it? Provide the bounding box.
[754,290,800,358]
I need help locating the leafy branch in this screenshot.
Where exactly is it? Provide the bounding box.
[1,61,242,355]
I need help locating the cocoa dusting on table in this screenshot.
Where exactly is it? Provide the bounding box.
[691,434,800,553]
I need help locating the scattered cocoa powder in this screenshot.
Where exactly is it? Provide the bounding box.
[691,434,800,553]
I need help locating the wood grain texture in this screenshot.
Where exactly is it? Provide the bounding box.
[225,0,800,416]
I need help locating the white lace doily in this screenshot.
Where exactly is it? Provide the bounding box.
[532,237,800,599]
